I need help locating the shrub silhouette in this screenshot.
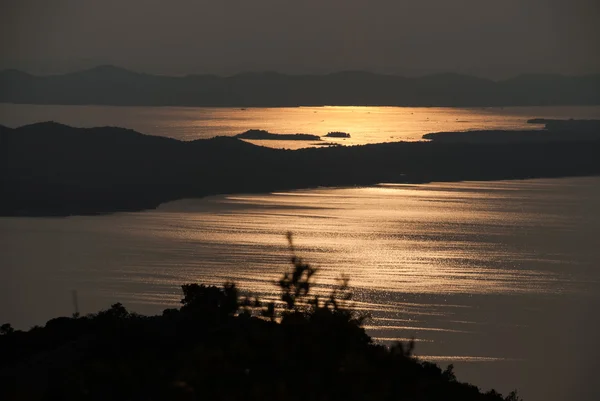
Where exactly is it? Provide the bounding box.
[0,234,521,401]
[0,323,14,335]
[181,282,239,319]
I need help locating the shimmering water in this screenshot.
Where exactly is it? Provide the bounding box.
[2,104,600,148]
[1,178,599,401]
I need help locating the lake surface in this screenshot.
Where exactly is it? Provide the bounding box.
[2,104,600,148]
[1,177,599,401]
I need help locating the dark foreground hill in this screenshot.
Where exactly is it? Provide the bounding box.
[1,122,600,216]
[0,243,521,401]
[1,66,599,107]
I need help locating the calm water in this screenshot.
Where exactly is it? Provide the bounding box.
[1,178,599,401]
[2,104,600,148]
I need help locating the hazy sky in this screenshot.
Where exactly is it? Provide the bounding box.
[1,0,599,78]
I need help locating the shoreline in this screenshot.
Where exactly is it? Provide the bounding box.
[3,121,600,217]
[3,174,600,218]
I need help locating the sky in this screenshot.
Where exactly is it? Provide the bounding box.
[1,0,599,78]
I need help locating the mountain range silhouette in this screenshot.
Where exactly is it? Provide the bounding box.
[1,66,598,107]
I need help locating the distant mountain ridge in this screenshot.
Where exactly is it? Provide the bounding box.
[1,66,598,107]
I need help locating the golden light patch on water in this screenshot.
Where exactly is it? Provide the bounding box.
[138,179,585,299]
[4,104,600,147]
[363,325,471,333]
[373,337,435,343]
[372,317,422,324]
[416,356,521,363]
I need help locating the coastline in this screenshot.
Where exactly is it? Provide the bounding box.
[2,121,600,217]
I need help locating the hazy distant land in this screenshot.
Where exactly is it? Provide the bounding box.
[2,120,600,216]
[424,119,600,143]
[1,65,599,107]
[526,118,600,132]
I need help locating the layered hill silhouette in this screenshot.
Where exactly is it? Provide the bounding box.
[1,66,599,107]
[2,122,600,216]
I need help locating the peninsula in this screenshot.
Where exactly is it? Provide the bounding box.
[2,121,600,216]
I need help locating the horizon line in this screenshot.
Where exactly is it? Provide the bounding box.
[3,64,600,81]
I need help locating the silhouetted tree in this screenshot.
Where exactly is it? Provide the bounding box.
[505,391,524,401]
[277,232,318,311]
[0,323,14,335]
[97,302,129,319]
[181,281,239,318]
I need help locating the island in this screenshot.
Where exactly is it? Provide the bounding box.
[324,131,351,138]
[424,119,600,143]
[235,129,321,141]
